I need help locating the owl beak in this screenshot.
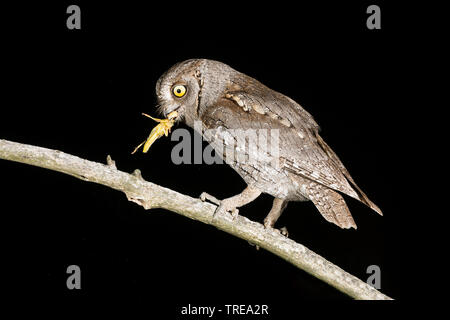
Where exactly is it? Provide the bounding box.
[163,105,180,118]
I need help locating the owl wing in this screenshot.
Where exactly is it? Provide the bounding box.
[201,83,382,215]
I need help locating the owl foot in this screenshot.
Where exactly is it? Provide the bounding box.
[263,198,289,236]
[215,198,240,219]
[280,227,289,237]
[263,220,289,237]
[200,187,261,221]
[200,192,239,220]
[199,192,221,206]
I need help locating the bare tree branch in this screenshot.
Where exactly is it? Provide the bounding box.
[0,139,392,300]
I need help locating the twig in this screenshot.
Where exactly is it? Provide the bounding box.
[0,139,392,300]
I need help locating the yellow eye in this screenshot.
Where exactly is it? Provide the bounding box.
[172,85,186,97]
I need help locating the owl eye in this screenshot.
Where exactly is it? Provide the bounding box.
[172,85,187,98]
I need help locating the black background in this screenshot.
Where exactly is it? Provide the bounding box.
[1,0,411,314]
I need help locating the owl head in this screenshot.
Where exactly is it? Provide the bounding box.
[155,59,232,126]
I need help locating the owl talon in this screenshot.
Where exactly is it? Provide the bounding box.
[213,200,239,220]
[200,193,240,220]
[263,219,289,237]
[199,192,221,206]
[280,227,289,237]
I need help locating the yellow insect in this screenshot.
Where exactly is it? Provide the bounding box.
[132,111,178,154]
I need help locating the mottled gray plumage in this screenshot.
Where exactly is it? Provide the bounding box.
[156,59,382,229]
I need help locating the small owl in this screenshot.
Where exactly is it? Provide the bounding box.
[155,59,382,229]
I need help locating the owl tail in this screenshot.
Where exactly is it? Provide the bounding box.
[315,133,383,216]
[344,177,383,216]
[306,183,357,229]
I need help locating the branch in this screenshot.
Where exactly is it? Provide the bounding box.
[0,139,392,300]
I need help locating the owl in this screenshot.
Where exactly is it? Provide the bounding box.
[155,59,382,229]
